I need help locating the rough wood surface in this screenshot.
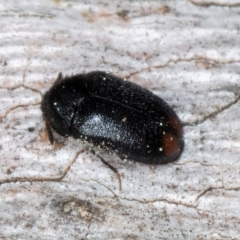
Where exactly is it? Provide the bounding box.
[0,0,240,239]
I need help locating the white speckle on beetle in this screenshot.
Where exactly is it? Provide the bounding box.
[122,117,127,122]
[170,137,173,141]
[159,148,162,151]
[54,102,57,105]
[123,78,127,81]
[160,122,163,126]
[103,77,106,81]
[163,131,165,135]
[147,145,149,148]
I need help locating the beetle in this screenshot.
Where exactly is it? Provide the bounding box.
[41,71,183,164]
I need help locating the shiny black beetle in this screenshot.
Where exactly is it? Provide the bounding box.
[41,71,183,164]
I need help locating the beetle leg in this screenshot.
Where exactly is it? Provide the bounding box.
[44,120,54,144]
[94,153,122,192]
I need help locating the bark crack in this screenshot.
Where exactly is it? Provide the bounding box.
[183,93,240,127]
[0,149,84,186]
[189,0,240,7]
[125,57,240,79]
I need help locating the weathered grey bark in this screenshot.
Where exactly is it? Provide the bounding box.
[0,0,240,239]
